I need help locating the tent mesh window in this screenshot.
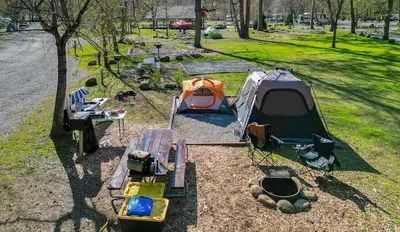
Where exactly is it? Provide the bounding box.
[261,91,308,116]
[247,87,257,108]
[241,81,253,98]
[193,88,212,96]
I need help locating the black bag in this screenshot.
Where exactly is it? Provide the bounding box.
[63,110,71,132]
[83,118,99,154]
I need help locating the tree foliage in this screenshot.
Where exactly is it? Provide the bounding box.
[16,0,92,135]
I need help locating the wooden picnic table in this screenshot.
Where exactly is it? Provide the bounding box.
[107,129,172,190]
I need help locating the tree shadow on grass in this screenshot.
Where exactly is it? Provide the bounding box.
[274,138,380,174]
[50,123,125,231]
[319,176,390,215]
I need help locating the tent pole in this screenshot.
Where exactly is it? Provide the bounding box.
[309,82,332,138]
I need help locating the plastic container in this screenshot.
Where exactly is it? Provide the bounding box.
[119,197,169,222]
[123,182,165,198]
[118,197,169,232]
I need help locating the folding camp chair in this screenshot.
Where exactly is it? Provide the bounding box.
[246,123,283,166]
[294,134,341,181]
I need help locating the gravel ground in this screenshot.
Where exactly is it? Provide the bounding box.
[0,30,89,136]
[180,60,260,76]
[172,113,241,143]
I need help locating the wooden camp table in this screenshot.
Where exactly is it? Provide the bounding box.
[107,129,172,190]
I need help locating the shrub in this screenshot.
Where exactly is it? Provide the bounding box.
[149,70,162,89]
[173,69,188,88]
[388,39,396,44]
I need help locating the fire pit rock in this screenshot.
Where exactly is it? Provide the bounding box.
[258,194,276,208]
[247,170,317,214]
[248,178,259,188]
[300,190,318,201]
[293,198,311,211]
[277,199,296,214]
[250,185,264,199]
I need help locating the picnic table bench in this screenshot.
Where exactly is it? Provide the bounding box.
[172,139,187,189]
[107,129,173,190]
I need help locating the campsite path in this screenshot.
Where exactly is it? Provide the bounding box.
[0,30,88,136]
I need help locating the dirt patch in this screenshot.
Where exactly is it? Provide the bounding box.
[0,124,395,232]
[120,63,181,84]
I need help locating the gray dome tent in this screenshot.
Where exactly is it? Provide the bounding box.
[233,70,329,143]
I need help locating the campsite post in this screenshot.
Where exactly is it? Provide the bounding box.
[114,54,122,73]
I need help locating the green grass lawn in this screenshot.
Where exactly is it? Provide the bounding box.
[0,29,399,225]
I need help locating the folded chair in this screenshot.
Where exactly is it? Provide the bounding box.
[294,134,341,180]
[246,123,283,166]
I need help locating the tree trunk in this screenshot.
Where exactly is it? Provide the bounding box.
[165,3,169,36]
[327,0,345,48]
[310,0,315,29]
[244,0,250,37]
[383,0,394,40]
[329,18,334,31]
[120,1,127,41]
[257,0,263,31]
[112,35,119,53]
[230,0,240,32]
[152,8,156,31]
[350,0,356,33]
[102,37,110,69]
[194,0,202,48]
[51,40,68,136]
[238,0,247,38]
[332,25,337,48]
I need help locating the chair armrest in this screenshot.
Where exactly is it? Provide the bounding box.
[270,135,283,149]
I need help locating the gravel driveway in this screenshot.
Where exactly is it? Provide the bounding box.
[0,30,88,135]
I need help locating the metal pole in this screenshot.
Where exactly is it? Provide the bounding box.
[74,40,77,56]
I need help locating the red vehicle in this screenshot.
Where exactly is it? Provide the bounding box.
[170,20,193,29]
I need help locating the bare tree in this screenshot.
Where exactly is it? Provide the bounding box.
[326,0,345,48]
[18,0,91,136]
[144,0,160,31]
[382,0,394,40]
[230,0,250,38]
[165,0,169,36]
[80,0,123,69]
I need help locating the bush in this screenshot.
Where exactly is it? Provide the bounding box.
[388,39,396,44]
[173,69,188,88]
[149,70,162,89]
